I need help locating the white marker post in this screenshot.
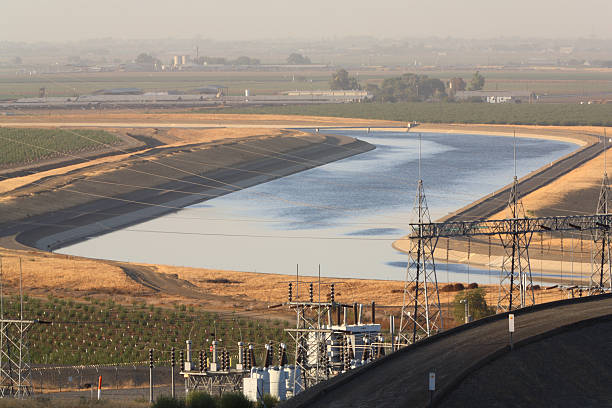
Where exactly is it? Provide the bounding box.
[97,375,102,400]
[508,314,515,350]
[428,372,436,404]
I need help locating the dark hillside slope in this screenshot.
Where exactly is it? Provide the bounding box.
[441,318,612,407]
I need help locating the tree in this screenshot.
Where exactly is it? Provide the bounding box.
[468,71,485,91]
[233,56,260,65]
[448,77,466,93]
[329,69,360,90]
[287,53,311,65]
[135,53,155,64]
[374,73,446,102]
[452,288,495,324]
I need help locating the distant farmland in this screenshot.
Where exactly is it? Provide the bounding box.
[0,128,119,167]
[2,68,612,100]
[214,102,612,127]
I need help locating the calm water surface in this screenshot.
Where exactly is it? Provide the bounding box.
[58,131,576,283]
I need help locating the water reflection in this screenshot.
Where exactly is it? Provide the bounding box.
[58,131,576,283]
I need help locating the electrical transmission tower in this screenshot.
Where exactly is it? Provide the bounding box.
[497,175,535,312]
[0,318,35,398]
[0,259,38,398]
[399,177,443,344]
[591,132,612,294]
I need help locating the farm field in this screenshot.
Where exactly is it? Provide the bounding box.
[214,102,612,126]
[0,127,119,168]
[2,68,612,100]
[4,294,290,366]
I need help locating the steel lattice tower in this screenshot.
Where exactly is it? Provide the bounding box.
[590,132,612,294]
[399,178,443,344]
[0,259,35,398]
[497,175,535,312]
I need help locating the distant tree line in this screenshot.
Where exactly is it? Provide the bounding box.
[327,69,486,101]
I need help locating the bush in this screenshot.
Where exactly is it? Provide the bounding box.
[187,391,217,408]
[256,394,279,408]
[453,288,495,323]
[153,395,186,408]
[219,392,253,408]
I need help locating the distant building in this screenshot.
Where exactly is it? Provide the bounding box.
[454,90,536,104]
[92,88,143,95]
[284,90,371,99]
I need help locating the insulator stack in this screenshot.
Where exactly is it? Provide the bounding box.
[362,338,370,362]
[371,301,376,324]
[248,344,256,368]
[179,350,184,371]
[309,283,314,302]
[342,337,350,372]
[376,335,386,359]
[279,343,288,366]
[288,282,293,302]
[149,348,154,369]
[224,349,230,370]
[170,347,175,367]
[199,350,204,372]
[330,284,335,302]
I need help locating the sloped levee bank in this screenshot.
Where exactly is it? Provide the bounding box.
[0,132,374,252]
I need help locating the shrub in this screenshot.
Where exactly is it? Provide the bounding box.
[453,288,495,323]
[153,395,186,408]
[257,394,279,408]
[186,391,216,408]
[219,392,253,408]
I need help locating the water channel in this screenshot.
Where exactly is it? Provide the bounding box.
[57,131,577,283]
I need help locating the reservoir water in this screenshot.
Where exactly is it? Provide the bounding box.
[57,131,577,283]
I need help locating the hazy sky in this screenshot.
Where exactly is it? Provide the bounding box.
[4,0,612,42]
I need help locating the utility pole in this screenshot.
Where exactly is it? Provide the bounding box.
[170,347,176,398]
[149,348,154,403]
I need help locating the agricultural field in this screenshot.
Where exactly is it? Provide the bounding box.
[2,68,612,100]
[214,102,612,127]
[0,128,119,168]
[4,295,291,366]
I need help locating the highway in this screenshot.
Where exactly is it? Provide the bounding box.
[282,294,612,408]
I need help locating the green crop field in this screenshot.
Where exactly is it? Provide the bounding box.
[0,128,119,167]
[4,295,291,366]
[2,69,612,100]
[213,102,612,127]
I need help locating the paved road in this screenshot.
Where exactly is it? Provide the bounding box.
[283,294,612,408]
[445,139,607,221]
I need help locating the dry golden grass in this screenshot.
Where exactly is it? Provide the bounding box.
[0,249,142,294]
